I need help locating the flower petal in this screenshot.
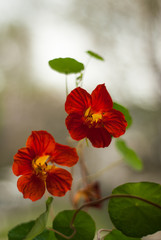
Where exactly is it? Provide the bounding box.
[46,168,72,197]
[17,174,45,201]
[13,147,34,176]
[87,127,112,148]
[103,109,127,137]
[26,130,56,156]
[65,113,88,140]
[50,143,79,167]
[91,84,113,112]
[65,87,91,114]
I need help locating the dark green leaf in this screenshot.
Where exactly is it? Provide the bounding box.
[115,139,143,171]
[24,197,53,240]
[104,229,141,240]
[49,58,84,74]
[113,102,132,129]
[86,50,104,61]
[108,182,161,238]
[34,229,56,240]
[52,210,96,240]
[8,221,35,240]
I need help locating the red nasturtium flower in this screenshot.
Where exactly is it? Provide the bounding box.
[65,84,127,148]
[12,130,79,201]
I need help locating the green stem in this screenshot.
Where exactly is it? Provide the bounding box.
[65,74,68,96]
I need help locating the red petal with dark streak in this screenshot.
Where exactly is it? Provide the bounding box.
[103,109,127,137]
[50,143,79,167]
[87,127,112,148]
[91,84,113,112]
[26,130,56,157]
[17,174,45,201]
[46,168,72,197]
[65,87,91,114]
[65,113,88,140]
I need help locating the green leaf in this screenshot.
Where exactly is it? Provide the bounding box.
[49,58,84,74]
[86,50,104,61]
[108,182,161,238]
[8,221,35,240]
[24,197,53,240]
[52,210,96,240]
[104,229,141,240]
[34,229,56,240]
[113,102,132,129]
[115,139,143,171]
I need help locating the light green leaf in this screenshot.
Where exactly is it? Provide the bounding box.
[52,210,96,240]
[49,58,84,74]
[113,102,132,129]
[86,50,104,61]
[115,139,143,171]
[24,197,53,240]
[108,182,161,238]
[104,229,141,240]
[34,229,56,240]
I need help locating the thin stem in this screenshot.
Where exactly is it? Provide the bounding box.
[48,227,76,240]
[70,194,161,226]
[76,140,89,187]
[97,228,112,240]
[87,159,123,181]
[65,74,68,96]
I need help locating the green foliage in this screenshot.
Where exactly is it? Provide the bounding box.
[52,210,96,240]
[104,229,141,240]
[49,58,84,74]
[24,197,53,240]
[108,182,161,238]
[113,102,132,129]
[86,50,104,61]
[34,229,56,240]
[8,197,53,240]
[115,139,143,171]
[8,221,35,240]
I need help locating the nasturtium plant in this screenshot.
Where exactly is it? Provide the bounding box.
[52,210,96,240]
[104,229,141,240]
[108,182,161,238]
[113,102,132,129]
[49,57,84,74]
[9,50,161,240]
[115,139,143,171]
[86,50,104,61]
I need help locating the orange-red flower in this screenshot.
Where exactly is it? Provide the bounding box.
[65,84,127,148]
[12,130,79,201]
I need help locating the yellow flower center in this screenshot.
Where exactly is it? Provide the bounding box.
[32,155,52,177]
[84,107,102,126]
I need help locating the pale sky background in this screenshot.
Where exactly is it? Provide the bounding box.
[1,0,161,109]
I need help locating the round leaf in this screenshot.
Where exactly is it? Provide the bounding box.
[86,50,104,61]
[52,210,96,240]
[115,139,143,171]
[108,182,161,238]
[49,58,84,74]
[104,229,141,240]
[113,102,132,129]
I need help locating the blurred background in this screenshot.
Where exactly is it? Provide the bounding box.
[0,0,161,239]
